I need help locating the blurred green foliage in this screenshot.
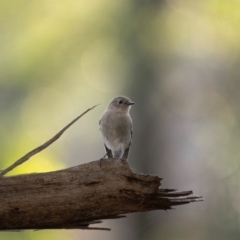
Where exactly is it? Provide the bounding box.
[1,0,240,239]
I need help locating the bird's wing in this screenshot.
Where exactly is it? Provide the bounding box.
[122,126,132,160]
[99,114,113,158]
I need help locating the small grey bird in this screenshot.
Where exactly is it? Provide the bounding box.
[99,96,134,165]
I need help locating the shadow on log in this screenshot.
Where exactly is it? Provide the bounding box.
[0,159,202,231]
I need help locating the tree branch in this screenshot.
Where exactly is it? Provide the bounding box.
[0,159,202,231]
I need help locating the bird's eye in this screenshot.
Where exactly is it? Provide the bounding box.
[119,100,123,104]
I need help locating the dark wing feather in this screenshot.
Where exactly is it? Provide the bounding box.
[122,128,132,160]
[100,118,113,158]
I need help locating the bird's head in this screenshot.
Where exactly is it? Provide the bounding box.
[108,96,135,113]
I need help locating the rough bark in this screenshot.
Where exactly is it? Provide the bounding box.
[0,159,202,231]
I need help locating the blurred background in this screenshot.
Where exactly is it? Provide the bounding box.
[1,0,240,239]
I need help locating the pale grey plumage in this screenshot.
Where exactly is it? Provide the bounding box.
[99,96,134,163]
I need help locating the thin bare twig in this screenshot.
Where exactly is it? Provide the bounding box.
[0,104,99,177]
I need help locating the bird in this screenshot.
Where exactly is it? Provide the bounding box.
[99,96,134,166]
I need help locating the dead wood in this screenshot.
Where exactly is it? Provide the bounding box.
[0,159,202,231]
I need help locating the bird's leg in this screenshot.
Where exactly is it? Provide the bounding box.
[98,148,111,167]
[104,145,113,158]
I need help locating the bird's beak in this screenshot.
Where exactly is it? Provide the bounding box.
[128,101,135,105]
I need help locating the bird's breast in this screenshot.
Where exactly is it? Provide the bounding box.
[100,111,132,144]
